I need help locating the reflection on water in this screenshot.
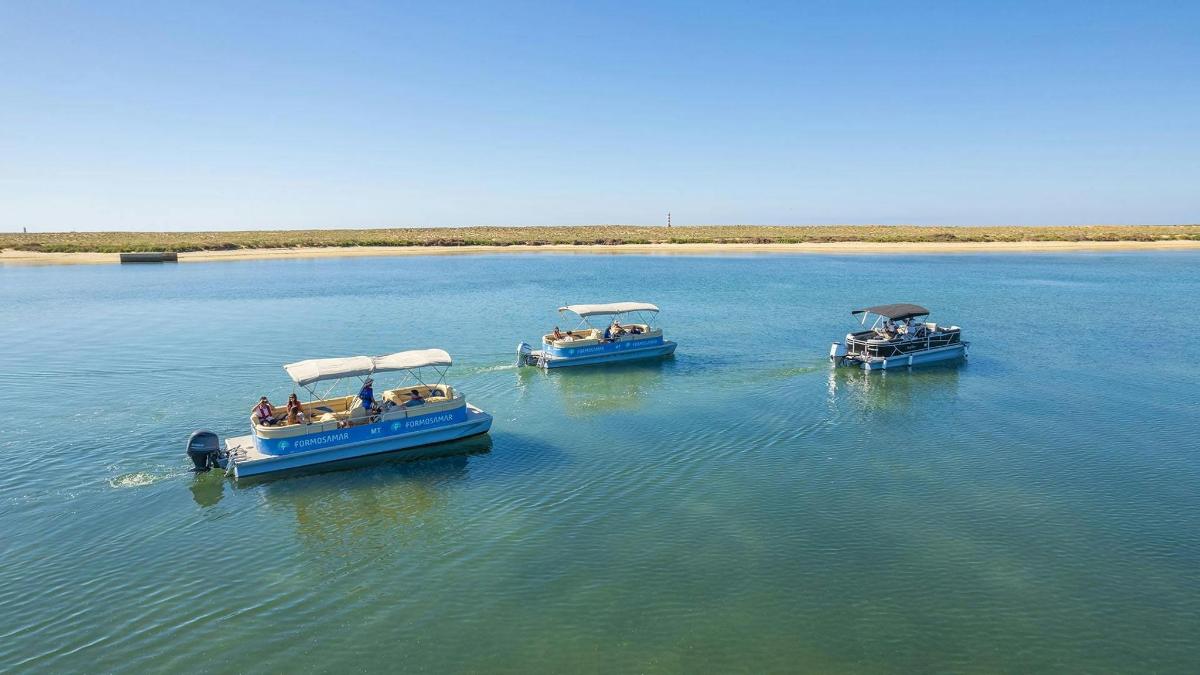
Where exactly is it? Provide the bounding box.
[531,358,673,417]
[826,361,963,413]
[189,471,225,508]
[257,436,493,552]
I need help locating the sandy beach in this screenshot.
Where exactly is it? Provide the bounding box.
[3,239,1200,265]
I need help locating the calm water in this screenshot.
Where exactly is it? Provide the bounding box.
[2,252,1199,673]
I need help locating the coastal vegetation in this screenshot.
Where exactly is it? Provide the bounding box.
[3,225,1198,253]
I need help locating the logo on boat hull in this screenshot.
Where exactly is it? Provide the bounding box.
[404,412,456,429]
[292,431,351,450]
[261,409,468,455]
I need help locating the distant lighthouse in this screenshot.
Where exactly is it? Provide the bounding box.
[667,212,671,228]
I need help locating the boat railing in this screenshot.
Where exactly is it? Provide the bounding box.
[845,328,961,358]
[545,325,660,347]
[549,326,662,345]
[254,393,466,438]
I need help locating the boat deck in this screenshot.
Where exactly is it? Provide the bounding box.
[224,434,262,462]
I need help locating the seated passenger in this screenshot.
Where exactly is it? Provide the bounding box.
[630,324,644,335]
[405,389,425,407]
[611,320,625,337]
[603,324,612,341]
[286,393,307,425]
[552,326,565,341]
[253,396,278,426]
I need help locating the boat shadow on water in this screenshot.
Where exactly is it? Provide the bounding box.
[826,359,964,412]
[519,357,674,417]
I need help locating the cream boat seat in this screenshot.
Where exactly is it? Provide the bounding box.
[383,384,455,405]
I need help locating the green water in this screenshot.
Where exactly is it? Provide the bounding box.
[2,253,1198,673]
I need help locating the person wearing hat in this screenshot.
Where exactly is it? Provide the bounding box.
[405,389,425,407]
[358,378,376,410]
[252,396,278,426]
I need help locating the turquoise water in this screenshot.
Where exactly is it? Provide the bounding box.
[2,252,1199,673]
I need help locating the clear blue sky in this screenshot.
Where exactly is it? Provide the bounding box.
[2,1,1197,231]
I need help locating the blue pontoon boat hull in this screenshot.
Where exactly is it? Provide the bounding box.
[833,342,968,371]
[222,405,493,479]
[518,338,677,368]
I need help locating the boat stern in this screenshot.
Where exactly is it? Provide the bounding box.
[829,341,848,362]
[516,341,543,367]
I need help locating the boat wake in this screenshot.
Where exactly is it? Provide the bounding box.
[467,362,518,374]
[108,470,184,489]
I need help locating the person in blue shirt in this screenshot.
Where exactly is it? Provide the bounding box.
[405,389,425,407]
[358,378,375,409]
[603,325,612,341]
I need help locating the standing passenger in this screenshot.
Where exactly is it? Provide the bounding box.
[358,378,375,409]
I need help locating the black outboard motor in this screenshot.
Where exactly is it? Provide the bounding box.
[186,430,222,471]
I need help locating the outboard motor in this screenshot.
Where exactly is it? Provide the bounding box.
[186,430,222,472]
[829,341,848,362]
[516,342,533,366]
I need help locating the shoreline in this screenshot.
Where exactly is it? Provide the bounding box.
[3,239,1200,265]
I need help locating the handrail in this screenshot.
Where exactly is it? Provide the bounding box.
[844,330,960,358]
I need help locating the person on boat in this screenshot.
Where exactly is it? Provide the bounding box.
[552,326,565,341]
[286,393,306,425]
[611,320,625,337]
[358,378,376,410]
[405,389,425,407]
[879,319,896,340]
[253,397,278,426]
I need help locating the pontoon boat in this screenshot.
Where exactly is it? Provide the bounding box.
[516,302,677,368]
[830,303,968,370]
[187,349,492,479]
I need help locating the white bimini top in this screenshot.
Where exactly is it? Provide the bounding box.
[558,302,660,318]
[284,349,452,386]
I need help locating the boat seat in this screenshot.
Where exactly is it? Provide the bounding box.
[347,397,368,420]
[383,384,455,405]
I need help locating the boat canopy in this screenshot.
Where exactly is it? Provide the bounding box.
[372,348,452,372]
[852,303,930,320]
[558,302,660,318]
[284,349,453,386]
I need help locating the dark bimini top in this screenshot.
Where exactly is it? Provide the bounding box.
[852,303,930,320]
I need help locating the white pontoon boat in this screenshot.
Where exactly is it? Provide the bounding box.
[187,349,492,479]
[830,303,968,370]
[516,302,677,368]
